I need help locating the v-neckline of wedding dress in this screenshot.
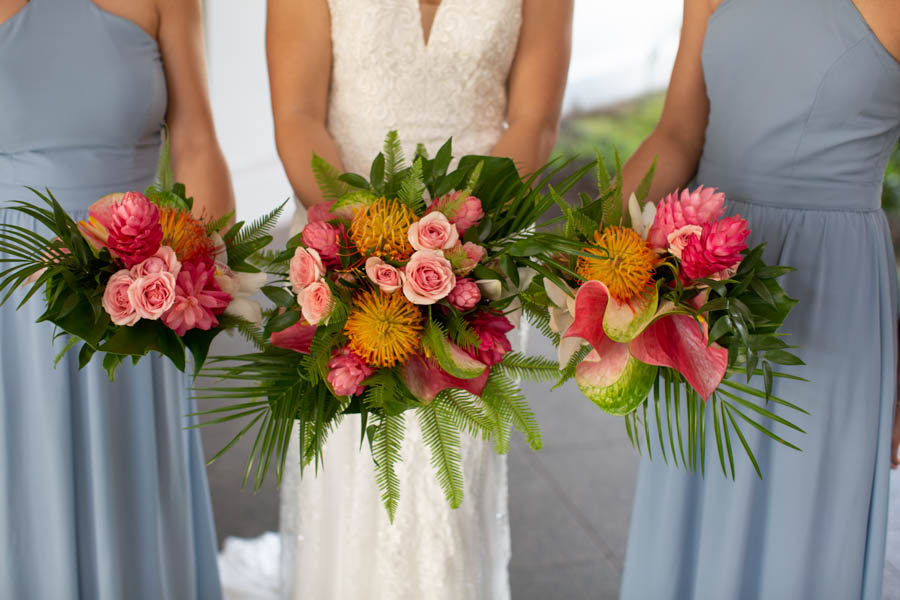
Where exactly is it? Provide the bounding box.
[412,0,450,49]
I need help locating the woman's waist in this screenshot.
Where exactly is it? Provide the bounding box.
[696,159,884,212]
[0,145,159,212]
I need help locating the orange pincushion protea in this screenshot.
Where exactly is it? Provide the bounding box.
[577,226,658,303]
[348,197,417,261]
[159,207,215,263]
[344,289,423,368]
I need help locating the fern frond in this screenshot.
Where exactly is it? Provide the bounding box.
[383,131,406,184]
[372,413,405,521]
[417,397,465,508]
[312,153,350,201]
[445,310,480,351]
[397,158,427,215]
[233,202,286,247]
[155,126,174,193]
[485,372,542,450]
[496,352,559,382]
[440,388,494,439]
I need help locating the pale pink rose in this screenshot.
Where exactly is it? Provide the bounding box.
[407,211,459,252]
[130,246,181,279]
[401,250,456,305]
[445,242,486,276]
[327,347,374,396]
[102,270,140,326]
[666,225,703,259]
[298,280,333,325]
[447,278,482,310]
[289,247,325,293]
[365,256,401,293]
[128,271,177,320]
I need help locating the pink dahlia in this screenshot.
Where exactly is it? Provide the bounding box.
[302,221,341,266]
[447,278,482,310]
[465,310,514,366]
[680,216,750,281]
[106,192,164,267]
[327,347,374,397]
[428,191,484,235]
[647,186,726,250]
[162,260,232,336]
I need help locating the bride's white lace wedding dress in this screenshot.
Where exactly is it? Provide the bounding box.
[220,0,524,598]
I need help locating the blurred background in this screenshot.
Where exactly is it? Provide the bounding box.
[201,1,900,598]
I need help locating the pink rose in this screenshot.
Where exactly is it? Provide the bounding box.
[289,247,325,293]
[401,250,456,305]
[302,221,341,266]
[428,191,484,234]
[128,271,177,320]
[365,256,402,293]
[102,270,140,326]
[407,211,459,252]
[447,278,482,310]
[298,280,333,325]
[130,245,181,278]
[665,225,703,259]
[327,347,374,396]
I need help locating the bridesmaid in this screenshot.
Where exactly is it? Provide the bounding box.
[618,0,900,598]
[0,0,232,598]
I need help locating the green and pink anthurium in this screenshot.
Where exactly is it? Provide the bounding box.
[402,329,489,403]
[557,279,729,415]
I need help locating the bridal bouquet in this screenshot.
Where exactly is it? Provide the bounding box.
[198,132,589,518]
[524,157,807,477]
[0,142,280,378]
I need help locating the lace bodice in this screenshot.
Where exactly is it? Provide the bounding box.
[326,0,523,173]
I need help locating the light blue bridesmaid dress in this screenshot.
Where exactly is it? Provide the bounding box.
[621,0,900,598]
[0,1,222,598]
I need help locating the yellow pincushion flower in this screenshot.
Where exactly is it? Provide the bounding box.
[344,289,424,368]
[159,207,214,263]
[577,226,657,303]
[349,197,418,261]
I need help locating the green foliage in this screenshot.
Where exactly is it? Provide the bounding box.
[312,153,351,201]
[371,413,405,522]
[417,397,465,508]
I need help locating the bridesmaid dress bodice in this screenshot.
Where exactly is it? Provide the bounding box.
[698,0,900,211]
[0,0,166,211]
[325,0,523,173]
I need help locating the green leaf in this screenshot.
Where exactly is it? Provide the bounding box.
[312,153,350,201]
[267,309,302,334]
[397,158,427,215]
[369,153,386,192]
[371,413,405,522]
[433,138,453,179]
[417,398,465,508]
[261,285,296,308]
[634,157,657,202]
[382,130,406,186]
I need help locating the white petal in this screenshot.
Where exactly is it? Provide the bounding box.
[548,307,574,334]
[237,271,268,295]
[543,278,573,309]
[506,298,523,329]
[476,279,503,301]
[514,267,538,294]
[210,232,228,264]
[628,193,642,232]
[558,335,587,369]
[225,298,263,325]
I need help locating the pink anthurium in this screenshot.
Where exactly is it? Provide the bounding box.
[564,280,728,413]
[401,354,490,404]
[270,321,318,354]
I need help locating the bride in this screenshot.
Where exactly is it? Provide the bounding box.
[265,0,573,598]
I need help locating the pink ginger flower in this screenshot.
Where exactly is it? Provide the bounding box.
[680,216,750,281]
[447,278,482,310]
[647,186,726,250]
[327,347,374,397]
[302,221,341,266]
[428,191,484,234]
[106,192,164,267]
[465,310,514,366]
[162,260,232,335]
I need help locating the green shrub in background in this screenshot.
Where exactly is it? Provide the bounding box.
[554,93,900,214]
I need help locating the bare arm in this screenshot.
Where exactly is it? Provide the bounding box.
[157,0,234,221]
[620,0,714,203]
[491,0,573,175]
[268,0,343,209]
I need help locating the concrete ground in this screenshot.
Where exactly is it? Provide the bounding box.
[199,333,900,600]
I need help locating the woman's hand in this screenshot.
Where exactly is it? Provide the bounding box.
[490,0,574,175]
[157,0,235,221]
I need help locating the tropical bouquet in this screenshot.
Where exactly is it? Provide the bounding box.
[0,140,281,378]
[523,157,808,477]
[198,132,592,518]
